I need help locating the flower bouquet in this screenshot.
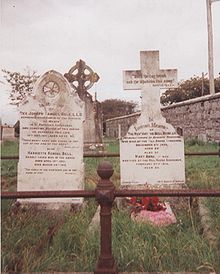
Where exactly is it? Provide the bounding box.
[128,196,166,212]
[127,196,176,227]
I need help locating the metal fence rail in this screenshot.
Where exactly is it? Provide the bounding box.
[2,189,220,199]
[1,161,220,274]
[1,150,220,160]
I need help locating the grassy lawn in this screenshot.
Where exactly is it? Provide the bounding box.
[185,139,220,261]
[1,139,220,272]
[1,140,19,191]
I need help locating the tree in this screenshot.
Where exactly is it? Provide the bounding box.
[161,75,220,105]
[101,99,138,121]
[2,68,39,105]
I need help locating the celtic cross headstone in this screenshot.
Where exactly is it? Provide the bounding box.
[17,70,85,208]
[64,59,102,145]
[64,59,99,99]
[120,51,185,189]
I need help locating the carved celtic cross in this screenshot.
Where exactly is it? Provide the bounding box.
[64,59,99,99]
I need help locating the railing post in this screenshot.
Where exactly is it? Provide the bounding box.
[94,161,118,274]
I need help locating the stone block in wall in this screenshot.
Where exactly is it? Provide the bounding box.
[204,100,212,109]
[214,110,220,118]
[212,101,219,109]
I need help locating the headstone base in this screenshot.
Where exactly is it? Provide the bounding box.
[119,183,187,190]
[116,183,187,210]
[17,200,83,211]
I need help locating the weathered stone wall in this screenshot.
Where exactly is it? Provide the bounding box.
[106,113,139,138]
[105,93,220,142]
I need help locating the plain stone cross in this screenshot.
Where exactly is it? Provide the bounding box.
[123,50,178,121]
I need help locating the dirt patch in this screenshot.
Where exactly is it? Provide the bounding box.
[1,176,9,191]
[167,196,190,212]
[1,176,17,191]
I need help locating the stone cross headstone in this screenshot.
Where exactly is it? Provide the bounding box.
[64,59,99,100]
[120,51,185,189]
[64,59,102,145]
[17,70,84,208]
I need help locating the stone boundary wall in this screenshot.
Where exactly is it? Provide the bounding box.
[105,93,220,142]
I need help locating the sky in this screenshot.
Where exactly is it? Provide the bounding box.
[0,0,220,125]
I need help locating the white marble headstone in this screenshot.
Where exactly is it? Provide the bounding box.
[120,51,185,189]
[17,70,85,207]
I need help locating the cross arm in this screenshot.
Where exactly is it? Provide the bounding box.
[123,70,142,90]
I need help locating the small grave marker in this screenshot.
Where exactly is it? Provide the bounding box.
[2,126,16,141]
[17,70,84,208]
[120,51,185,189]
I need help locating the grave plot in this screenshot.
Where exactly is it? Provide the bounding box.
[119,51,185,225]
[1,139,220,272]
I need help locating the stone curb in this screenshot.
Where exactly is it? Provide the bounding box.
[198,197,217,248]
[88,205,100,232]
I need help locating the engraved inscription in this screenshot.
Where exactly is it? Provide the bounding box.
[20,110,83,175]
[120,122,185,186]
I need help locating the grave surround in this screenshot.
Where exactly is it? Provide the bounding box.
[17,70,85,207]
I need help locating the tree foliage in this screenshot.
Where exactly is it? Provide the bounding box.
[2,68,39,105]
[161,75,220,105]
[101,99,137,121]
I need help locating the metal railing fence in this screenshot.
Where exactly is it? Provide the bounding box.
[1,149,220,160]
[1,161,220,274]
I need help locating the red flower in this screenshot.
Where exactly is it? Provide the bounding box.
[151,196,159,210]
[128,196,166,212]
[141,197,150,209]
[130,197,137,205]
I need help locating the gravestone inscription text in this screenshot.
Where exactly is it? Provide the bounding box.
[20,110,82,176]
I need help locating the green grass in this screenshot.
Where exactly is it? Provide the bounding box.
[1,140,19,156]
[112,208,217,272]
[185,139,220,258]
[1,139,220,272]
[1,199,98,272]
[104,138,119,153]
[1,140,19,179]
[84,138,120,189]
[185,138,219,151]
